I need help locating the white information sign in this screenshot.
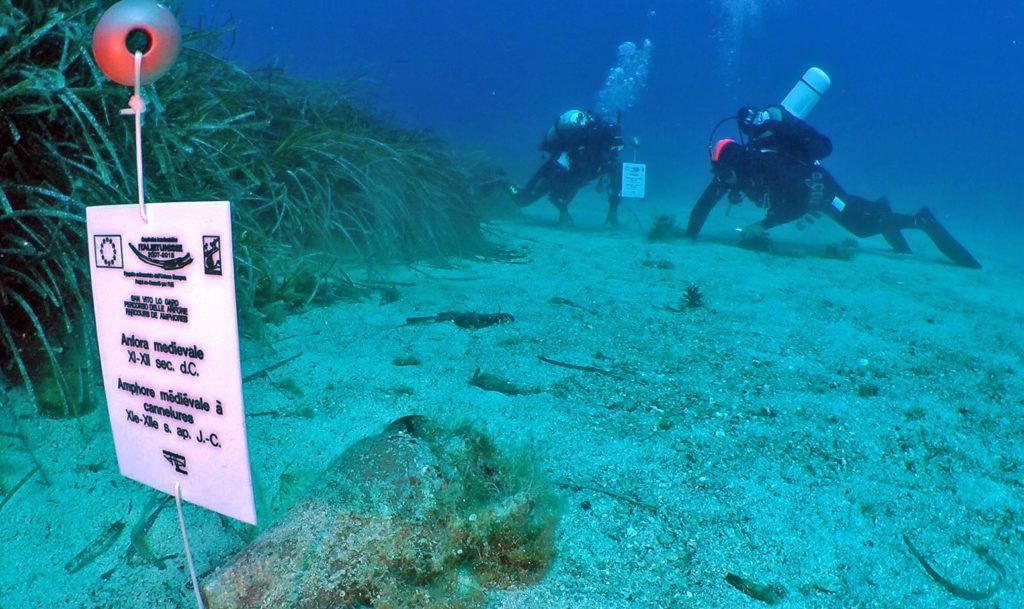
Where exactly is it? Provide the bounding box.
[87,201,256,525]
[621,162,647,199]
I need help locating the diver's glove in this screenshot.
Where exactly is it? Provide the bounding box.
[738,222,772,252]
[738,106,782,138]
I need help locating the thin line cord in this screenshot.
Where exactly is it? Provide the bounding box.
[175,482,205,609]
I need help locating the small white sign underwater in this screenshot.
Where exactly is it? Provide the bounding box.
[87,201,256,525]
[621,162,646,198]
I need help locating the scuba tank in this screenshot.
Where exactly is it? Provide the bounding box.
[750,67,833,162]
[707,67,832,166]
[708,67,831,151]
[780,67,830,120]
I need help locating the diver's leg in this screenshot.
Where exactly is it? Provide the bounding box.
[827,195,915,251]
[913,207,982,268]
[552,197,573,227]
[882,230,913,254]
[605,166,623,226]
[542,165,594,227]
[605,194,621,227]
[549,183,579,227]
[830,196,981,267]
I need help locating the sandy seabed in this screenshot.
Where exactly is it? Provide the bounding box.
[2,196,1022,609]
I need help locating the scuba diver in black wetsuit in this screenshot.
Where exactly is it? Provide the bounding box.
[510,109,625,227]
[684,105,982,269]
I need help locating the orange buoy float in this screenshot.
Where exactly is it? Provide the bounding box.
[92,0,181,86]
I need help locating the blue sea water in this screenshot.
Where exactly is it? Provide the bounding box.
[182,0,1024,247]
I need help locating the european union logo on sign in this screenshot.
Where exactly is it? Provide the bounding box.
[94,234,123,269]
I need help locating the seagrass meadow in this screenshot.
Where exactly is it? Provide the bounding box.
[0,0,495,421]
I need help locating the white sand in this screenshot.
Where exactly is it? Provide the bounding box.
[2,196,1021,608]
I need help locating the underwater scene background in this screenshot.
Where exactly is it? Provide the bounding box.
[1,1,1023,608]
[185,0,1024,238]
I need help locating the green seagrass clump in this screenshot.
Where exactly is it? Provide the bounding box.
[1,0,494,415]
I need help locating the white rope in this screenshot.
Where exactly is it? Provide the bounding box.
[120,50,147,221]
[175,482,205,609]
[112,39,203,609]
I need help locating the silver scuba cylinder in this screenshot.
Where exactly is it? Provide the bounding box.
[780,67,830,119]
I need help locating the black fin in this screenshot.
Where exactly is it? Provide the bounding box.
[916,208,981,269]
[883,230,913,254]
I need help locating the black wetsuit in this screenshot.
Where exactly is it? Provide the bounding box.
[685,149,917,243]
[684,106,981,268]
[514,114,624,224]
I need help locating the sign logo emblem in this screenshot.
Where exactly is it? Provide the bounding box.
[128,236,193,270]
[203,236,222,276]
[162,450,188,475]
[94,234,123,268]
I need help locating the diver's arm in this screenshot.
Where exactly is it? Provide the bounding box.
[760,207,803,230]
[739,205,800,241]
[685,179,730,239]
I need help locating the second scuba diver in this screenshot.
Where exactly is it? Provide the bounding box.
[684,104,982,268]
[510,109,625,227]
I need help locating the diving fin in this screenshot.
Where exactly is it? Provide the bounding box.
[915,207,981,269]
[882,230,912,254]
